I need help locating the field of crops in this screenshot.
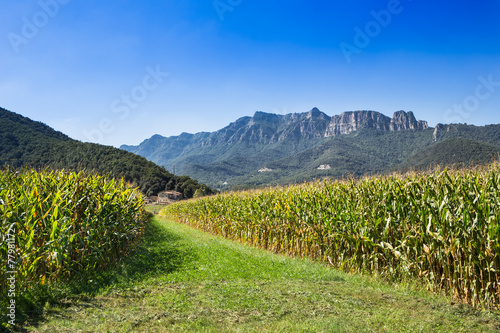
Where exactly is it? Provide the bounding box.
[0,168,147,304]
[161,164,500,309]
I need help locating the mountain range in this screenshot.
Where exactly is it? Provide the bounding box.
[121,108,500,188]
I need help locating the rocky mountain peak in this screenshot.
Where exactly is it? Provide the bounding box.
[252,111,280,121]
[122,108,431,167]
[390,110,428,131]
[307,107,329,119]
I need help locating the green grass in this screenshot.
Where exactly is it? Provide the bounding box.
[23,216,500,333]
[163,165,500,308]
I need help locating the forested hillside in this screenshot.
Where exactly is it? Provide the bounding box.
[399,138,500,171]
[0,107,215,197]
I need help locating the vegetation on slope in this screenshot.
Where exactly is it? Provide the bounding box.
[433,123,500,146]
[400,138,500,171]
[0,107,215,197]
[201,126,500,189]
[220,128,435,187]
[162,163,500,309]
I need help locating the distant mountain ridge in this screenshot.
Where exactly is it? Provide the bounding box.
[123,109,427,152]
[121,108,451,187]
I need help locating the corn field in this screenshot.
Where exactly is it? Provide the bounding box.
[0,168,147,296]
[161,164,500,308]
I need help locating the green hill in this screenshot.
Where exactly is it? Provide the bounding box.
[400,137,500,171]
[0,107,215,197]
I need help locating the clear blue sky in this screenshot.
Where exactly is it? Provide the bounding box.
[1,0,499,147]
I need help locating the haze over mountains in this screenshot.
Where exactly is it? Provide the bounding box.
[121,108,500,188]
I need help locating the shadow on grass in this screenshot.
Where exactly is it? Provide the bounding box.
[8,217,196,332]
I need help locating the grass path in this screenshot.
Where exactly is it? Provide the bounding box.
[26,216,500,332]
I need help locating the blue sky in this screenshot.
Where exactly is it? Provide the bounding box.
[1,0,499,147]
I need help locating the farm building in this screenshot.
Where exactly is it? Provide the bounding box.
[144,196,159,204]
[158,191,183,203]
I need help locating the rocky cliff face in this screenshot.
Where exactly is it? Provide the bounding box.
[123,108,429,153]
[323,109,428,137]
[390,111,429,132]
[325,111,390,136]
[210,108,429,144]
[432,123,446,142]
[121,108,430,169]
